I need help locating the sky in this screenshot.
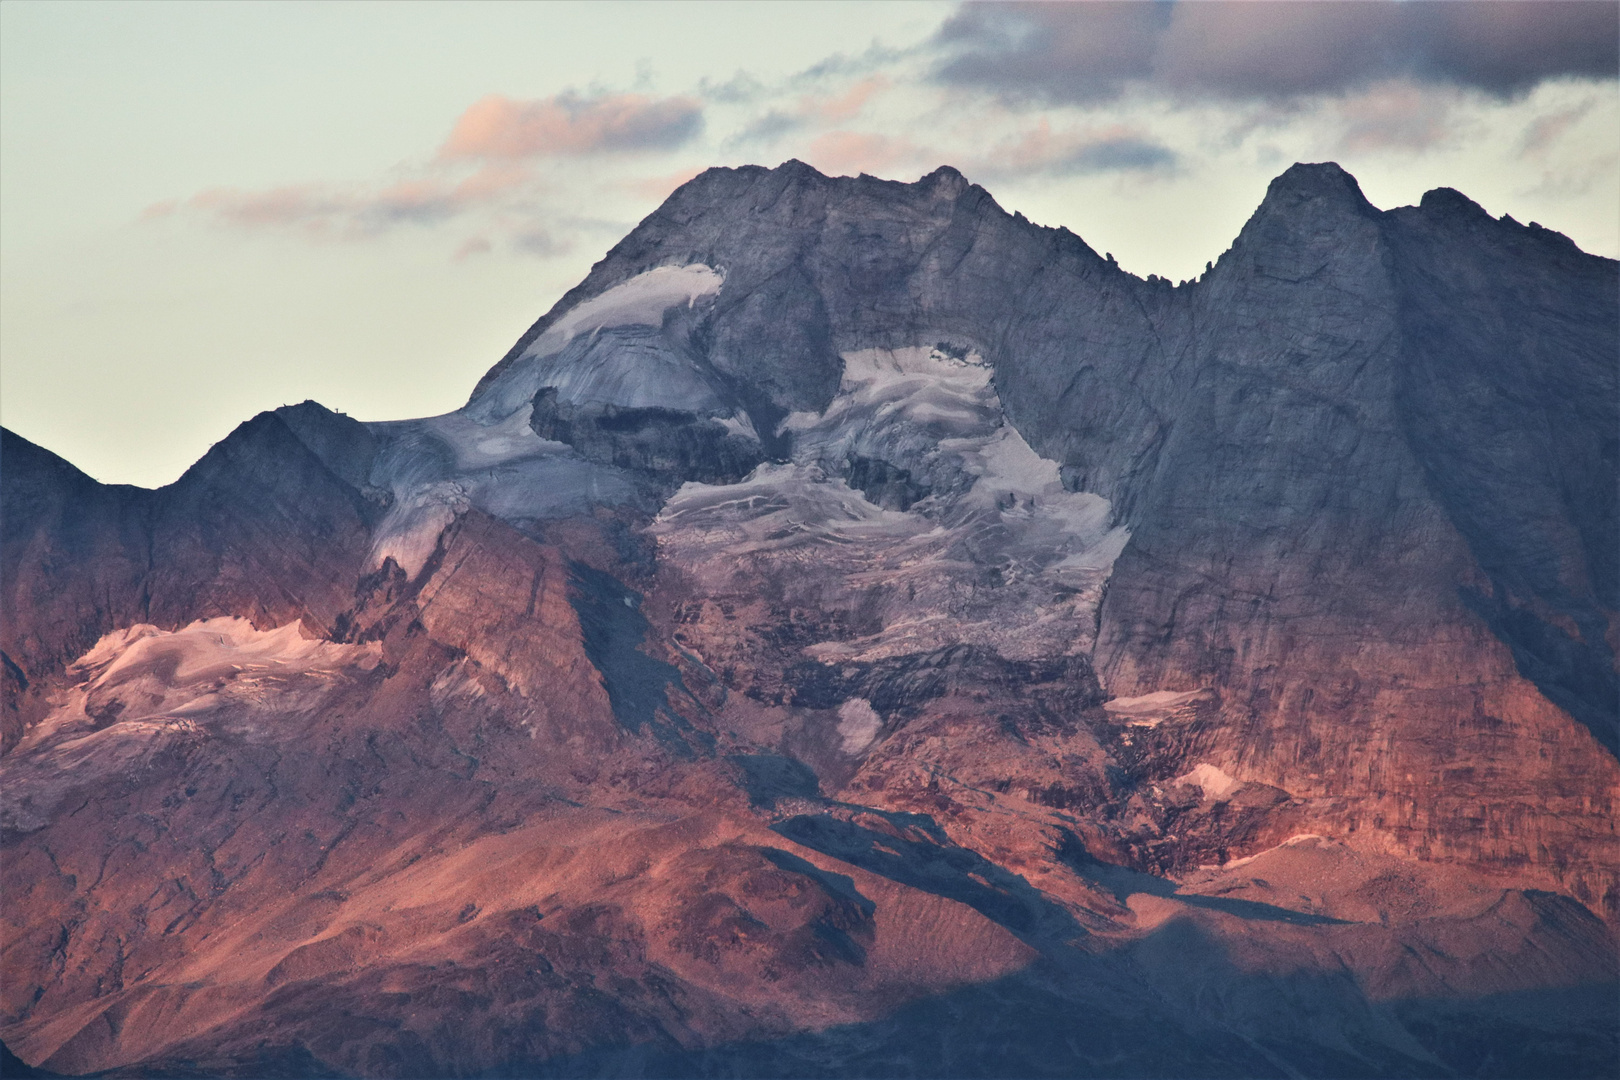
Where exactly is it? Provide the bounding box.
[2,0,1615,488]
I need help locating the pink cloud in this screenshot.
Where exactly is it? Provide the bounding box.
[1521,100,1596,157]
[166,164,538,239]
[1335,82,1455,153]
[739,77,891,144]
[186,184,352,232]
[452,236,492,261]
[805,131,919,177]
[801,76,889,124]
[439,92,703,161]
[144,88,701,249]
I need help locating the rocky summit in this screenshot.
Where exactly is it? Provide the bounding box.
[2,161,1616,1078]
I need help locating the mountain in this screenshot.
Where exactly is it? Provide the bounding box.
[1,161,1615,1078]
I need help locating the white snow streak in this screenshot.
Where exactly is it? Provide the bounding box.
[1104,689,1208,727]
[533,264,723,355]
[837,698,884,754]
[1175,762,1242,802]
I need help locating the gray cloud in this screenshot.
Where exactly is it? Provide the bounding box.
[1061,136,1178,174]
[960,125,1181,181]
[697,71,768,105]
[510,227,569,258]
[792,42,912,87]
[937,1,1618,103]
[736,109,805,144]
[938,1,1167,103]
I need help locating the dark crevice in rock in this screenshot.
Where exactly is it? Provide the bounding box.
[566,561,696,751]
[531,387,763,489]
[842,455,927,511]
[781,646,1101,733]
[771,812,1085,947]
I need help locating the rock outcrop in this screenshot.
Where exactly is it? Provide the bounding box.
[2,161,1615,1077]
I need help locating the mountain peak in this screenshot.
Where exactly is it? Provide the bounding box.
[919,164,970,196]
[1259,161,1377,217]
[1418,185,1492,220]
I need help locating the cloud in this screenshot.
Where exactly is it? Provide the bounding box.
[452,236,492,261]
[735,76,890,145]
[439,92,703,160]
[1334,82,1457,153]
[804,76,889,124]
[161,164,538,239]
[184,184,369,232]
[791,43,912,86]
[938,1,1166,103]
[147,87,708,253]
[698,71,768,104]
[805,131,920,177]
[1413,2,1619,96]
[974,119,1178,177]
[1521,99,1597,157]
[936,1,1619,104]
[509,228,567,258]
[737,109,805,143]
[798,117,1177,184]
[1063,135,1178,174]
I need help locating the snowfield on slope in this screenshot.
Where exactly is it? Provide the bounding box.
[655,345,1131,664]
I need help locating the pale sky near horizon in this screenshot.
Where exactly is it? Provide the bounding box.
[3,0,1616,487]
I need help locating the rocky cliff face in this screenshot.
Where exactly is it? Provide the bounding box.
[2,161,1615,1078]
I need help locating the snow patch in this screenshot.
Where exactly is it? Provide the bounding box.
[78,618,374,692]
[535,264,723,354]
[838,345,993,400]
[1221,834,1333,871]
[659,463,925,554]
[1175,762,1241,802]
[426,403,556,470]
[654,343,1135,663]
[466,265,727,421]
[1104,689,1208,727]
[716,410,760,442]
[781,347,1000,492]
[837,698,883,754]
[367,401,640,576]
[527,328,731,413]
[3,619,381,831]
[370,480,468,578]
[782,346,1129,580]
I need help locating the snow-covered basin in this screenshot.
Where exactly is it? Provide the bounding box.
[1103,689,1210,727]
[654,345,1133,664]
[2,619,382,832]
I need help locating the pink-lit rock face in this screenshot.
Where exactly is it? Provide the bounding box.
[2,161,1615,1077]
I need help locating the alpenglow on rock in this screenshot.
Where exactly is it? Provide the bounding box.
[2,161,1616,1078]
